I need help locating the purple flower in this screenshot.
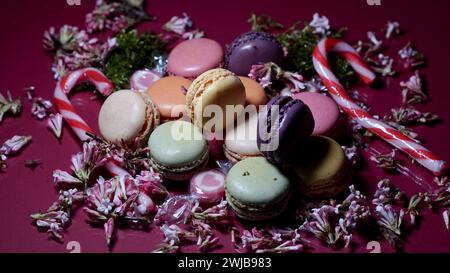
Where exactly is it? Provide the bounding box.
[375,204,404,237]
[309,13,330,36]
[0,90,22,123]
[443,210,449,230]
[249,62,306,94]
[31,210,70,241]
[384,21,400,39]
[163,13,193,35]
[53,170,83,186]
[47,113,63,139]
[369,53,395,77]
[370,150,398,172]
[104,218,115,246]
[389,107,439,125]
[398,42,425,70]
[31,97,53,120]
[1,135,32,156]
[400,71,427,105]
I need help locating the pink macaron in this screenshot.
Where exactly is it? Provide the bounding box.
[167,38,224,79]
[189,169,226,204]
[293,92,342,139]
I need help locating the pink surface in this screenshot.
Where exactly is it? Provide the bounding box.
[293,92,340,136]
[0,0,450,253]
[167,38,224,78]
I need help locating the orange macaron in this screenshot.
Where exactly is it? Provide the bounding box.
[146,76,192,122]
[239,76,267,108]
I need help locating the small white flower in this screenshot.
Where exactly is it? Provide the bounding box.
[309,13,330,36]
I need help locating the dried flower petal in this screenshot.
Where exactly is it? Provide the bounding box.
[400,71,427,105]
[384,21,400,39]
[47,113,63,139]
[0,91,22,123]
[1,135,32,156]
[309,13,330,36]
[163,13,193,35]
[370,150,398,172]
[398,42,425,70]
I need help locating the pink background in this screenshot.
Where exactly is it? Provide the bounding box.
[0,0,449,252]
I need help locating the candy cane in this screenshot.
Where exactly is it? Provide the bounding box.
[54,68,129,176]
[312,38,447,176]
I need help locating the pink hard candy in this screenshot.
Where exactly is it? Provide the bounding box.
[189,169,226,204]
[130,69,162,91]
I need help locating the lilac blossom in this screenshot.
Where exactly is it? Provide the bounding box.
[47,113,63,139]
[400,71,427,105]
[375,204,405,246]
[398,42,425,70]
[300,185,370,248]
[372,179,402,206]
[1,135,32,156]
[370,150,398,172]
[384,21,400,39]
[31,97,53,120]
[0,90,22,123]
[388,107,439,125]
[369,53,395,77]
[341,145,359,166]
[249,62,306,94]
[163,13,193,35]
[309,13,330,36]
[233,227,304,253]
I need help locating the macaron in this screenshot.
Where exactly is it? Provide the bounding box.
[167,38,224,79]
[146,76,191,122]
[293,92,342,138]
[225,157,292,221]
[239,76,268,108]
[186,68,246,132]
[190,169,226,204]
[294,136,351,199]
[257,96,314,165]
[224,111,261,163]
[98,90,159,145]
[148,120,209,181]
[225,31,285,76]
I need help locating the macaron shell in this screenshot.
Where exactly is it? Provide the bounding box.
[147,76,191,121]
[187,69,246,132]
[294,136,351,199]
[225,112,260,156]
[225,31,285,76]
[293,92,340,137]
[238,76,268,107]
[168,38,224,78]
[226,157,290,205]
[148,121,208,168]
[257,96,315,164]
[98,90,147,144]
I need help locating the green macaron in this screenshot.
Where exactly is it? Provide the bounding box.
[148,120,209,181]
[225,157,292,221]
[294,136,351,199]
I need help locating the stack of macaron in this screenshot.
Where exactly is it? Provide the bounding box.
[96,32,352,222]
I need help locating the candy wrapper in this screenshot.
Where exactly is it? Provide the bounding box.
[154,195,198,225]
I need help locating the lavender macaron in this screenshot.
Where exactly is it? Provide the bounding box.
[257,96,314,165]
[225,31,285,76]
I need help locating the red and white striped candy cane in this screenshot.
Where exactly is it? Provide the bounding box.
[312,38,447,176]
[54,67,129,176]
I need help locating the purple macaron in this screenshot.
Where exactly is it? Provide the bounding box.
[225,31,285,76]
[257,96,315,164]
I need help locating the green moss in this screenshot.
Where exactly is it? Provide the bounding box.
[277,24,356,88]
[103,30,166,90]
